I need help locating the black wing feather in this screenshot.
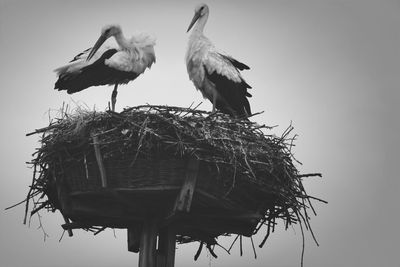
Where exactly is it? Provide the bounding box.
[55,49,139,94]
[218,54,250,71]
[70,48,91,62]
[205,67,252,118]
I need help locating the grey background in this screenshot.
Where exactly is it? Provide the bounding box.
[1,0,399,266]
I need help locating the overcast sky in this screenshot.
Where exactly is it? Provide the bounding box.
[1,0,399,266]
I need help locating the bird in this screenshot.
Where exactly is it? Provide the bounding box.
[185,3,252,118]
[54,24,156,111]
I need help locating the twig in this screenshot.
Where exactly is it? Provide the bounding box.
[93,226,107,235]
[215,243,230,255]
[91,134,107,188]
[130,117,149,166]
[297,173,322,178]
[296,211,305,267]
[194,242,203,261]
[59,230,66,242]
[228,235,239,253]
[30,201,48,216]
[26,124,58,136]
[5,191,40,210]
[299,195,328,204]
[259,220,271,248]
[33,208,49,241]
[84,154,89,180]
[250,236,257,259]
[206,243,218,258]
[62,215,73,237]
[24,165,36,224]
[223,157,237,197]
[239,235,243,256]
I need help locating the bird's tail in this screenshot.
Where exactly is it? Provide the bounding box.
[54,62,91,93]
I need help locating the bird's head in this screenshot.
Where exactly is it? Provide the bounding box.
[87,24,122,61]
[101,24,122,39]
[187,3,209,32]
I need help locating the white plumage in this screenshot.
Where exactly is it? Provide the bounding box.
[186,4,252,118]
[55,24,156,111]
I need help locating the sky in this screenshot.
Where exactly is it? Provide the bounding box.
[1,0,399,266]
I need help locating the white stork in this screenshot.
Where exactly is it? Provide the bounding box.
[185,3,252,118]
[54,24,156,111]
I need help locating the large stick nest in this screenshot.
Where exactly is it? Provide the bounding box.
[23,104,324,258]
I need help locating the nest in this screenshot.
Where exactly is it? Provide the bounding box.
[22,104,324,259]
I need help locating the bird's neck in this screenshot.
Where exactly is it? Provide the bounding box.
[191,13,209,36]
[113,32,130,49]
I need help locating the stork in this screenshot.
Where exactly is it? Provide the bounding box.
[54,24,156,111]
[185,3,252,118]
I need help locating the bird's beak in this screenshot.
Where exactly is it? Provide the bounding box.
[187,11,201,32]
[86,34,108,61]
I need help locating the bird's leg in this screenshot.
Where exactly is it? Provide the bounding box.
[212,92,217,113]
[111,84,118,112]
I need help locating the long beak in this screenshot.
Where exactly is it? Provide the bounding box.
[86,34,107,61]
[187,11,201,32]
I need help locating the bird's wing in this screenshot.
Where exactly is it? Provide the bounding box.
[106,46,156,74]
[203,50,252,117]
[105,51,137,72]
[69,48,91,62]
[54,45,116,75]
[218,53,250,71]
[204,50,246,84]
[55,49,140,94]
